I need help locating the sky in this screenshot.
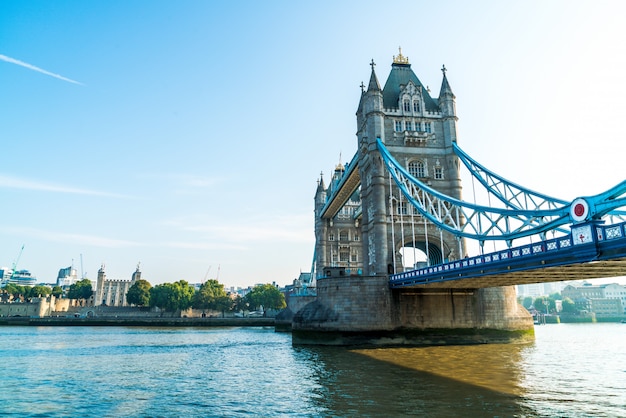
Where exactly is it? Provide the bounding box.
[2,1,626,288]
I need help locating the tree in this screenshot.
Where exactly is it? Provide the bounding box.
[522,296,533,309]
[51,286,63,297]
[244,284,286,315]
[533,296,556,314]
[149,280,195,312]
[3,283,26,298]
[68,279,93,300]
[126,279,152,306]
[192,279,228,312]
[561,297,579,314]
[214,295,233,317]
[31,285,51,298]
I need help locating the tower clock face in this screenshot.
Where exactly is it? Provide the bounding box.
[572,225,593,245]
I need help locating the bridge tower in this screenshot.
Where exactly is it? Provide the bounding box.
[296,51,534,346]
[356,51,463,276]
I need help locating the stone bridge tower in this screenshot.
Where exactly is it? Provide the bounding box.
[297,51,534,346]
[356,51,463,276]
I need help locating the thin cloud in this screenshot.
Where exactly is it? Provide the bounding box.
[0,175,130,198]
[2,227,141,248]
[0,54,83,85]
[169,213,314,244]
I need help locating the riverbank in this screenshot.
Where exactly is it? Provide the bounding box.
[0,316,275,327]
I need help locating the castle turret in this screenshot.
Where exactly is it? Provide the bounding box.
[131,263,141,284]
[95,264,106,306]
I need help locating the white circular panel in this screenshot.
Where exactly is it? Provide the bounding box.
[570,198,589,223]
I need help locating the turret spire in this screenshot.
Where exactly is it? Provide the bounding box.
[367,59,381,91]
[439,64,455,98]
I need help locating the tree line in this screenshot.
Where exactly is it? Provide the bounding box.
[2,278,287,316]
[518,292,579,314]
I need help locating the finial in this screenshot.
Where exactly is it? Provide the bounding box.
[393,47,409,64]
[441,64,447,75]
[136,261,141,271]
[360,81,365,92]
[370,59,376,70]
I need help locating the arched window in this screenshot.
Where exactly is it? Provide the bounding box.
[413,100,420,112]
[339,231,349,241]
[403,99,411,112]
[408,161,425,178]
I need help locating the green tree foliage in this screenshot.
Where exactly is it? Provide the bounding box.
[522,296,533,309]
[31,285,51,297]
[3,283,28,298]
[533,296,556,314]
[561,297,579,314]
[232,294,247,313]
[192,279,228,310]
[51,286,63,297]
[244,284,286,314]
[549,292,562,300]
[126,279,152,306]
[67,279,93,300]
[149,280,195,312]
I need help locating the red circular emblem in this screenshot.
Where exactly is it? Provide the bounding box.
[574,203,585,217]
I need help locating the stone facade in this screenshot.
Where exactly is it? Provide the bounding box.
[298,51,534,345]
[94,264,141,307]
[0,295,85,318]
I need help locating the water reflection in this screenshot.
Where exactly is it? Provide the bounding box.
[296,343,536,417]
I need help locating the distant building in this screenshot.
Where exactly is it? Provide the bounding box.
[517,281,568,298]
[57,266,79,287]
[94,264,142,307]
[562,282,626,316]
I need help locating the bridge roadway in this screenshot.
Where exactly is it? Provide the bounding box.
[390,220,626,289]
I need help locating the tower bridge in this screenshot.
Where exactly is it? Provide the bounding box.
[291,50,626,346]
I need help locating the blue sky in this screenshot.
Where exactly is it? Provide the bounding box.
[2,1,626,287]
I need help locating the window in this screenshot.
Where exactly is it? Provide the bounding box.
[340,251,350,262]
[354,234,360,241]
[403,99,410,112]
[415,121,421,132]
[329,233,335,241]
[395,120,402,132]
[397,201,408,215]
[408,161,425,178]
[405,120,412,131]
[413,100,420,112]
[351,253,358,262]
[339,231,349,241]
[434,167,443,179]
[425,122,432,133]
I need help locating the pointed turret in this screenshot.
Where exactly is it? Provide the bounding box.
[439,65,454,98]
[438,64,456,118]
[367,59,381,92]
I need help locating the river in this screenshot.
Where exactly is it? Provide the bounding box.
[0,323,623,417]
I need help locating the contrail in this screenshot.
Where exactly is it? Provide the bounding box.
[0,53,83,85]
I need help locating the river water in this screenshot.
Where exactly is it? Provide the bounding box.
[0,323,624,417]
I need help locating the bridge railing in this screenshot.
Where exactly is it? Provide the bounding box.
[390,220,626,288]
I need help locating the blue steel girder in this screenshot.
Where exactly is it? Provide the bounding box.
[452,142,567,211]
[320,153,361,219]
[377,138,626,243]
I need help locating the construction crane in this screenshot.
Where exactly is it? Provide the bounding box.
[202,266,212,283]
[11,244,25,277]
